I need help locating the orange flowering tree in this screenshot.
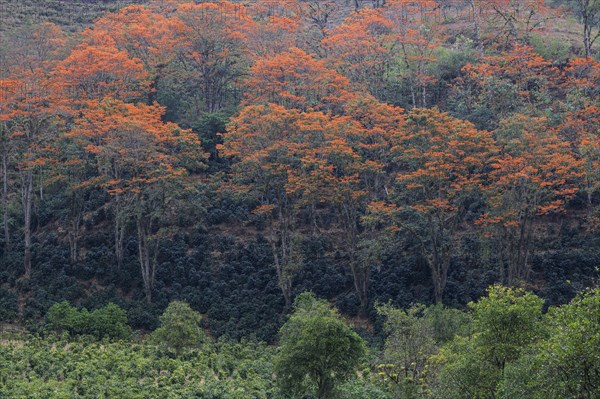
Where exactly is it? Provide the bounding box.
[244,48,352,113]
[322,9,395,97]
[89,5,183,104]
[68,99,205,301]
[386,108,496,303]
[478,115,583,285]
[0,23,68,277]
[452,45,560,130]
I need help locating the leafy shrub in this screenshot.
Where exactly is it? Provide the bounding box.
[46,301,131,340]
[151,301,206,355]
[89,303,132,340]
[46,301,90,336]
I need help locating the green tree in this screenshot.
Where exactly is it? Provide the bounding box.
[430,286,545,399]
[497,288,600,398]
[151,301,205,355]
[538,288,600,398]
[377,304,436,399]
[89,303,132,340]
[275,292,366,399]
[46,301,89,336]
[376,304,469,399]
[469,285,545,369]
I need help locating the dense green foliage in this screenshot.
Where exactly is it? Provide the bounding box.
[0,336,277,398]
[275,293,366,399]
[46,301,131,340]
[151,300,205,355]
[1,289,598,398]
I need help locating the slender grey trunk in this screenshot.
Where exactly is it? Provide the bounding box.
[114,196,126,269]
[2,144,9,252]
[68,203,82,264]
[470,0,485,57]
[22,170,33,278]
[137,216,156,303]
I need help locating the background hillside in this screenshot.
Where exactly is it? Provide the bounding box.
[0,0,599,343]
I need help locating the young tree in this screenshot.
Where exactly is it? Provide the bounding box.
[384,0,445,108]
[151,301,206,355]
[431,286,545,399]
[538,288,600,398]
[566,0,600,56]
[478,0,554,47]
[275,292,366,399]
[469,286,545,369]
[376,304,438,398]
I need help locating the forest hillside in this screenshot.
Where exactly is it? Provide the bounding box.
[1,0,599,397]
[0,0,599,335]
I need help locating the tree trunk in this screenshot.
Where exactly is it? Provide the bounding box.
[350,260,370,315]
[114,197,126,269]
[137,216,154,303]
[271,237,293,309]
[470,0,485,57]
[507,213,533,286]
[68,212,81,264]
[68,194,83,264]
[341,198,371,314]
[2,145,9,253]
[22,170,33,278]
[115,219,125,268]
[430,256,449,305]
[317,373,334,399]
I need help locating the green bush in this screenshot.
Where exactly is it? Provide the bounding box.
[89,303,132,340]
[151,301,206,355]
[275,292,366,399]
[46,301,90,336]
[46,301,131,340]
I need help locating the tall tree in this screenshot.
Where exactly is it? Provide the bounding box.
[69,99,204,301]
[53,36,151,267]
[567,0,600,56]
[221,104,312,308]
[275,292,366,399]
[478,115,583,285]
[386,108,496,303]
[1,23,67,277]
